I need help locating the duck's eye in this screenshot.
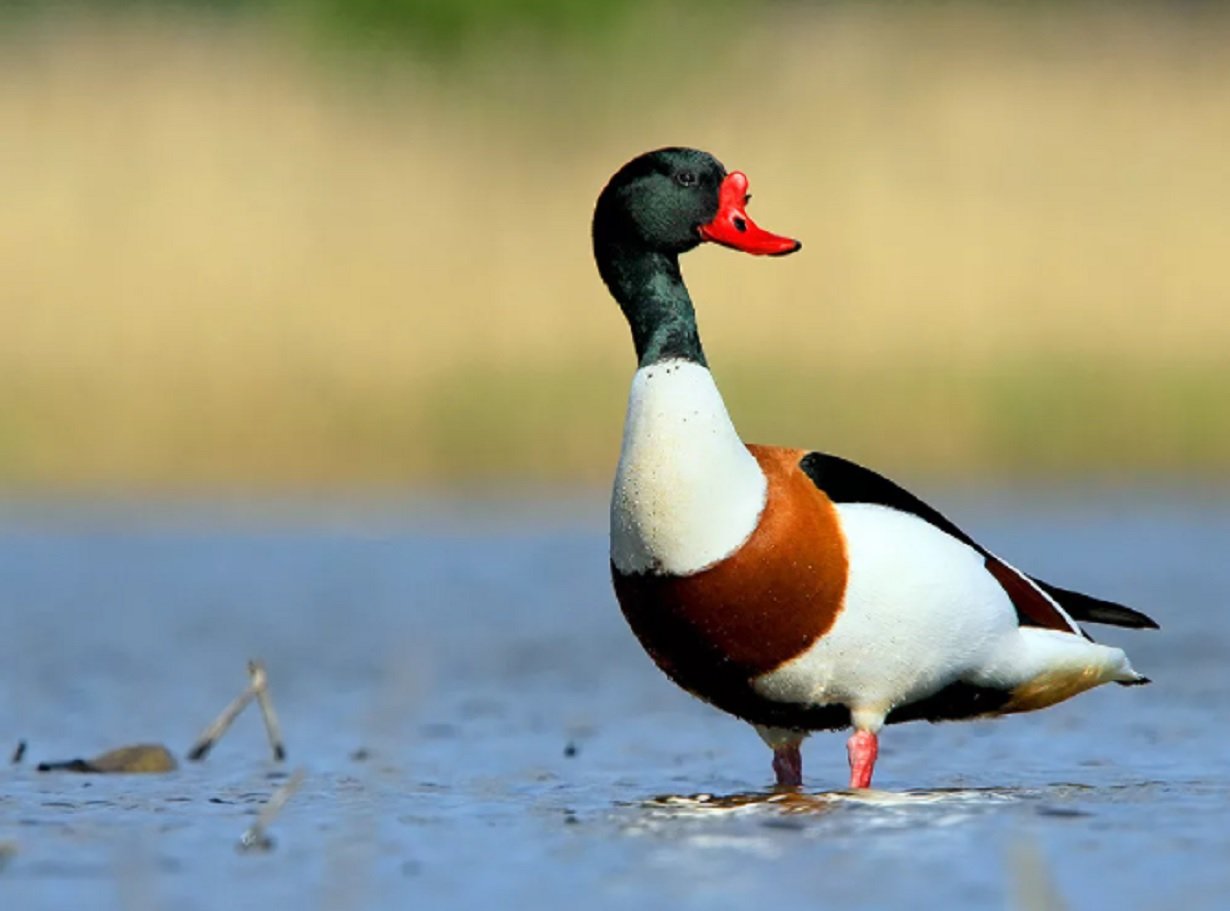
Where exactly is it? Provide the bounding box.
[675,171,698,188]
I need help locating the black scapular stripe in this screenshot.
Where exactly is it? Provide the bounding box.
[798,451,982,551]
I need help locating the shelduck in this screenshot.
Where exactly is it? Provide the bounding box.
[593,147,1158,790]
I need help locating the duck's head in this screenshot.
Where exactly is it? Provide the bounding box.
[592,147,801,270]
[593,148,801,366]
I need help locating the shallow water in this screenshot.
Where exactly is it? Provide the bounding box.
[1,489,1228,910]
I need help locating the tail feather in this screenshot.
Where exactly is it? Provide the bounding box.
[1030,578,1160,630]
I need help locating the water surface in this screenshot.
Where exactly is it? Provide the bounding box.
[1,490,1227,909]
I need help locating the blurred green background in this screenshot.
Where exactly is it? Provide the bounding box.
[2,1,1228,491]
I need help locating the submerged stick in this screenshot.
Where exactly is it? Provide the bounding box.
[237,768,306,852]
[250,661,286,762]
[187,681,257,761]
[1007,835,1069,911]
[0,840,17,873]
[11,740,26,764]
[187,659,285,762]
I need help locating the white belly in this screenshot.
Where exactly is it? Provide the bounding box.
[610,359,766,576]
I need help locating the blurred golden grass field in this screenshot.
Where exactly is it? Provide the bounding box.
[1,5,1228,490]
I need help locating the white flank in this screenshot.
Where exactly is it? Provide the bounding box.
[610,359,767,575]
[753,502,1140,729]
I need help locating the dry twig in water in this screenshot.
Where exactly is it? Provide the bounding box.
[187,660,285,762]
[238,768,306,853]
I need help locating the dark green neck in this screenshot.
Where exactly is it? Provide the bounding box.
[598,244,707,368]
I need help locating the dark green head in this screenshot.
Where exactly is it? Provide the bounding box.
[592,148,727,273]
[592,147,801,366]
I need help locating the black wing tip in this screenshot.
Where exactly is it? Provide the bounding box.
[1118,676,1152,687]
[1083,606,1160,630]
[1088,606,1160,630]
[1030,578,1160,630]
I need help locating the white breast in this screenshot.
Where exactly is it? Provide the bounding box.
[610,359,767,575]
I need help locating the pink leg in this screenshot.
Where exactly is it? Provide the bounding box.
[846,730,879,789]
[772,743,803,788]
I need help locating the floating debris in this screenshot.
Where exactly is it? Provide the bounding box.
[237,768,306,853]
[29,659,286,776]
[36,743,177,774]
[25,658,285,776]
[188,659,285,762]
